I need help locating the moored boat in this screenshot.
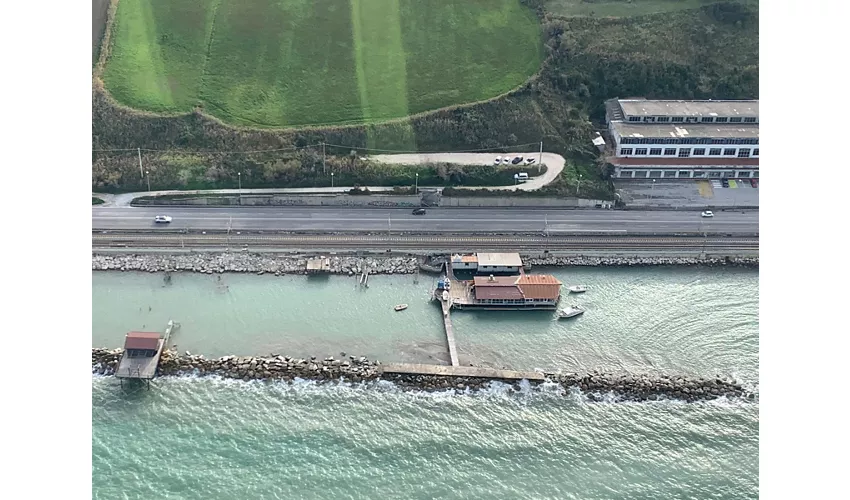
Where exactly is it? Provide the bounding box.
[568,285,588,293]
[394,304,408,311]
[558,305,585,319]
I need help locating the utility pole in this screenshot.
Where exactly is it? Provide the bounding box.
[138,147,143,178]
[322,142,326,175]
[539,140,543,165]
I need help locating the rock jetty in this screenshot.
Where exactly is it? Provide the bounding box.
[92,348,749,402]
[92,253,418,275]
[523,255,758,268]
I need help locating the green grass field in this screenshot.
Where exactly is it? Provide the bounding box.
[102,0,543,127]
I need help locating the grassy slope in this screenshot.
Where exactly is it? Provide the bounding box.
[545,0,737,17]
[93,1,757,199]
[102,0,542,127]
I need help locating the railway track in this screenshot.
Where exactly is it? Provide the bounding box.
[92,233,759,251]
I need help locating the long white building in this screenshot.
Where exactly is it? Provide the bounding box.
[605,98,759,180]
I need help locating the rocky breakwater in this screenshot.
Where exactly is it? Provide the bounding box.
[92,253,418,276]
[91,349,749,402]
[524,255,758,268]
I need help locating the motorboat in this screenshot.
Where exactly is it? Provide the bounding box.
[568,285,588,293]
[558,305,585,319]
[394,304,408,312]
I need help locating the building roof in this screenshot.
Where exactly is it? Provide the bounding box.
[124,332,161,351]
[516,275,562,300]
[612,122,759,140]
[452,254,478,263]
[476,253,523,268]
[610,157,759,166]
[618,99,759,118]
[474,285,524,301]
[473,276,519,286]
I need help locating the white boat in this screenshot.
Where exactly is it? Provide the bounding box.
[558,305,585,319]
[568,285,588,293]
[394,304,408,312]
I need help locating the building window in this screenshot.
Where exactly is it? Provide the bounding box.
[664,148,676,156]
[619,148,633,155]
[693,148,706,156]
[738,171,751,178]
[709,171,722,178]
[723,148,737,156]
[753,171,759,178]
[649,171,663,178]
[753,148,759,156]
[737,148,751,158]
[715,117,728,123]
[635,171,648,178]
[678,148,691,158]
[671,117,684,123]
[635,148,648,155]
[743,117,757,123]
[701,117,714,123]
[709,148,721,156]
[686,117,699,123]
[649,148,662,155]
[628,116,641,122]
[730,117,742,123]
[678,170,690,178]
[693,171,706,178]
[657,117,669,122]
[643,116,655,122]
[664,170,676,178]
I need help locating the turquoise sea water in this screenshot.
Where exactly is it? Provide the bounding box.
[92,267,759,499]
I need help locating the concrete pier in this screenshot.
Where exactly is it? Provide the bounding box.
[380,363,545,381]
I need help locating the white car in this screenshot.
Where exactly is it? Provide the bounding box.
[700,211,714,218]
[494,156,502,165]
[154,215,173,223]
[525,158,536,165]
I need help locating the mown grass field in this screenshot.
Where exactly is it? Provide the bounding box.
[102,0,543,127]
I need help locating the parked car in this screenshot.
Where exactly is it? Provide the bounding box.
[412,208,426,215]
[701,211,714,218]
[721,179,729,188]
[154,215,172,223]
[494,156,502,165]
[511,156,524,165]
[750,179,758,188]
[525,158,536,165]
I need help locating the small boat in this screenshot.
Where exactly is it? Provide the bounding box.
[558,305,585,319]
[568,285,588,293]
[394,304,408,311]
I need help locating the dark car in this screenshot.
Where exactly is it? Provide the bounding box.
[511,156,523,165]
[721,179,729,188]
[750,179,758,188]
[412,208,426,215]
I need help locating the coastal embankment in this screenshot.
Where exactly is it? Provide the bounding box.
[92,253,758,274]
[92,348,748,403]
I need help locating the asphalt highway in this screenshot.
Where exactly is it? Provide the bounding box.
[92,207,758,235]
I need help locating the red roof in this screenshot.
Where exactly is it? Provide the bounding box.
[610,157,759,166]
[124,332,160,351]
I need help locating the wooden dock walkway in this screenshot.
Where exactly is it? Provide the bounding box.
[380,363,545,381]
[440,299,459,367]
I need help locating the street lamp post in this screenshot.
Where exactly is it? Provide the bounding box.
[331,172,334,188]
[146,170,151,192]
[415,173,419,194]
[237,172,242,205]
[651,179,656,200]
[576,174,582,197]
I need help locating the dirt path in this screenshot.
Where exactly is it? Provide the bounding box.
[367,152,565,191]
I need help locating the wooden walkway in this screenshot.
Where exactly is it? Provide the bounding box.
[440,299,459,366]
[116,339,164,380]
[380,363,545,381]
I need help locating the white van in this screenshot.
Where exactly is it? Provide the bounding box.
[516,172,529,182]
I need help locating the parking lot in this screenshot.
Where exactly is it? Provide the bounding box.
[615,179,759,209]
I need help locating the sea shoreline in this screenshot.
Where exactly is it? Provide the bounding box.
[93,348,752,403]
[92,253,758,275]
